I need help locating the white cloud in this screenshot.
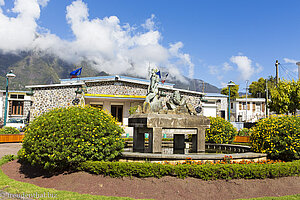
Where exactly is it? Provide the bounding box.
[37,0,49,7]
[142,14,155,31]
[169,42,194,78]
[230,55,254,80]
[0,0,40,52]
[222,62,233,71]
[208,65,218,75]
[255,63,263,73]
[283,58,298,64]
[0,0,195,81]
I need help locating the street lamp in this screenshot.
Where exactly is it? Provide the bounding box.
[3,70,16,126]
[227,80,235,122]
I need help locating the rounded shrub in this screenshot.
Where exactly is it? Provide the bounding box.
[205,117,237,144]
[0,126,20,134]
[18,105,125,170]
[250,115,300,161]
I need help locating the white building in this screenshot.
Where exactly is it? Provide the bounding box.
[0,90,32,124]
[202,93,228,120]
[230,98,266,122]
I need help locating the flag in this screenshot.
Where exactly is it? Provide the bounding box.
[161,73,168,84]
[155,70,161,79]
[70,67,82,78]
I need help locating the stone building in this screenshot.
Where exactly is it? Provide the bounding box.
[26,75,205,136]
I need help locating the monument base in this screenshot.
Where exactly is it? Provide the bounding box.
[128,114,210,154]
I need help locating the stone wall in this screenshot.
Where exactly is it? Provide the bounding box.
[23,100,31,121]
[86,81,148,96]
[30,86,81,120]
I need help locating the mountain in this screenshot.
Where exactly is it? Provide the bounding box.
[0,51,221,93]
[0,51,102,90]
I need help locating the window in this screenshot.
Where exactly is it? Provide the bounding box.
[111,105,123,123]
[10,101,24,115]
[239,102,242,110]
[231,103,233,109]
[247,102,250,110]
[252,102,256,112]
[242,102,246,110]
[10,94,17,99]
[10,94,24,99]
[220,110,225,119]
[91,104,103,109]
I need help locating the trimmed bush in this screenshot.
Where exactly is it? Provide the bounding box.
[250,115,300,161]
[0,126,20,134]
[18,105,125,170]
[79,160,300,179]
[205,117,237,144]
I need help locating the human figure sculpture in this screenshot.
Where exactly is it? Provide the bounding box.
[145,68,160,104]
[167,90,197,115]
[143,68,163,113]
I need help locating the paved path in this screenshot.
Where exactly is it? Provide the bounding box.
[0,143,26,200]
[0,143,22,159]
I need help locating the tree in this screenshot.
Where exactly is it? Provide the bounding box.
[221,84,239,99]
[269,79,300,115]
[248,76,276,98]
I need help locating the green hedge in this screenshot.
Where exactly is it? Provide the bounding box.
[0,127,20,134]
[78,160,300,180]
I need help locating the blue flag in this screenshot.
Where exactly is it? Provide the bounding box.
[70,67,82,78]
[155,70,161,79]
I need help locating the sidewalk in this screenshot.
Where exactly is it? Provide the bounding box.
[0,143,22,159]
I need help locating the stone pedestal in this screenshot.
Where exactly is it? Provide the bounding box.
[129,114,210,154]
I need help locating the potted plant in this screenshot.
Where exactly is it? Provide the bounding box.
[233,128,251,143]
[0,127,24,143]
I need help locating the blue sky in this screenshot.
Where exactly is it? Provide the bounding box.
[0,0,299,91]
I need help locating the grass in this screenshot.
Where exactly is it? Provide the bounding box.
[0,155,299,200]
[0,155,136,200]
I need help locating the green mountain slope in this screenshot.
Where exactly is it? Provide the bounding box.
[0,52,100,90]
[0,51,221,93]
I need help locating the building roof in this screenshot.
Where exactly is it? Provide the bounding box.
[60,75,175,87]
[0,90,29,93]
[205,93,228,98]
[26,82,84,89]
[26,75,205,96]
[234,98,266,102]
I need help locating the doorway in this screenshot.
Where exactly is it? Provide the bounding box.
[111,105,123,123]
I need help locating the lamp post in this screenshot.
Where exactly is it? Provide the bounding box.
[3,70,16,126]
[245,80,249,122]
[227,81,235,122]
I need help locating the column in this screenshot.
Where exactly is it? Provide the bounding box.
[150,127,162,153]
[194,127,205,152]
